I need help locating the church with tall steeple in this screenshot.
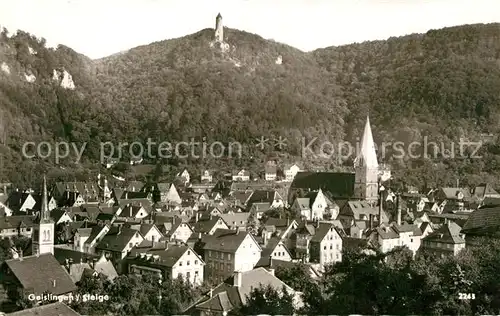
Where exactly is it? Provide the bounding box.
[354,116,380,205]
[32,176,54,255]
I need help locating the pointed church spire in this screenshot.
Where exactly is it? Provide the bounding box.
[41,175,50,222]
[356,116,378,169]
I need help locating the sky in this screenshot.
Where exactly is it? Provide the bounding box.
[1,0,500,59]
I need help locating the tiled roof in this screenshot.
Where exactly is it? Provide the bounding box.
[192,216,227,234]
[53,247,99,265]
[195,268,294,312]
[0,215,35,229]
[127,244,197,267]
[440,187,472,200]
[424,222,465,244]
[126,181,145,192]
[462,205,500,232]
[310,223,341,242]
[341,201,390,222]
[93,260,118,280]
[68,263,91,283]
[95,227,142,252]
[289,172,355,203]
[203,229,260,252]
[265,164,277,174]
[5,302,81,316]
[5,254,77,295]
[219,213,250,228]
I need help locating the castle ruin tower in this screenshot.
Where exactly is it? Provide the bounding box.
[214,13,223,42]
[354,116,380,206]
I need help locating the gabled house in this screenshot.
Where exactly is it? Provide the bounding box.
[0,216,34,238]
[309,223,343,266]
[435,187,475,213]
[291,189,338,220]
[232,169,250,182]
[1,253,77,300]
[246,190,284,210]
[200,169,213,183]
[202,228,262,283]
[118,204,149,220]
[6,192,57,213]
[81,224,110,254]
[256,237,292,266]
[136,223,163,242]
[95,226,144,262]
[126,181,144,192]
[192,216,229,235]
[366,222,423,255]
[421,222,466,256]
[50,209,73,225]
[147,183,182,204]
[177,168,191,185]
[461,204,500,245]
[264,162,277,181]
[338,201,389,227]
[164,220,194,243]
[187,268,303,315]
[0,197,14,216]
[249,202,271,219]
[219,213,251,230]
[283,163,303,182]
[126,244,205,285]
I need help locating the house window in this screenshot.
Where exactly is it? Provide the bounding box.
[410,238,413,242]
[208,251,212,257]
[188,251,191,255]
[195,260,198,265]
[187,261,190,266]
[336,244,340,250]
[227,253,231,260]
[179,261,183,266]
[186,272,191,279]
[330,245,332,250]
[323,246,326,250]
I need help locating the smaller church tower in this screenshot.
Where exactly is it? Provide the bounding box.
[214,13,223,42]
[32,176,54,255]
[354,116,380,205]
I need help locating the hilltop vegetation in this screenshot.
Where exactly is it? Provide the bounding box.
[1,23,500,189]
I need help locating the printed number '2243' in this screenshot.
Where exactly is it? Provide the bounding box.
[459,293,475,300]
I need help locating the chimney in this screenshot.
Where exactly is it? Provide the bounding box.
[397,194,402,226]
[369,214,373,230]
[3,185,6,195]
[269,255,273,268]
[209,288,213,298]
[235,227,240,235]
[378,190,383,227]
[18,248,23,261]
[287,217,290,227]
[52,280,56,288]
[268,268,275,276]
[125,192,128,199]
[263,232,268,246]
[233,271,242,287]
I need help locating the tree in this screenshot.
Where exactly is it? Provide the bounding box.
[231,284,295,316]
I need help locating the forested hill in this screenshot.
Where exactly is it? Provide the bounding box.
[1,23,500,189]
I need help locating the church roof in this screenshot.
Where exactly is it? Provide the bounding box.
[355,116,378,169]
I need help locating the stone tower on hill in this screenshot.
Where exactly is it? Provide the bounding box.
[354,116,380,205]
[215,13,223,42]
